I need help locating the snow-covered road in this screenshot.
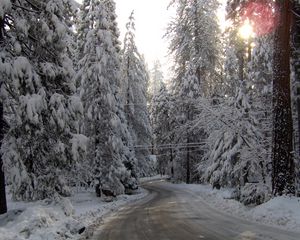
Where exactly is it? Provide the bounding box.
[94,180,300,240]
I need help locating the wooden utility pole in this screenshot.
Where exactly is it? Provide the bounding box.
[0,17,7,215]
[272,0,295,196]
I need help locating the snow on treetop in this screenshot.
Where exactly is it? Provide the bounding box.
[0,0,11,18]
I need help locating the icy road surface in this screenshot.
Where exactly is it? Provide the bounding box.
[94,181,300,240]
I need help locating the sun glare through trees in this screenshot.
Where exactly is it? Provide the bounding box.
[238,19,255,39]
[240,1,278,36]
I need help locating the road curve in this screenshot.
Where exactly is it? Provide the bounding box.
[93,181,300,240]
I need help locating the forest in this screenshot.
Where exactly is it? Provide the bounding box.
[1,0,300,217]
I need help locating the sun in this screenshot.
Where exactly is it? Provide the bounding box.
[240,2,278,37]
[238,19,255,40]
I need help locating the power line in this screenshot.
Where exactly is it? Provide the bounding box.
[153,147,204,158]
[130,141,206,150]
[124,97,213,106]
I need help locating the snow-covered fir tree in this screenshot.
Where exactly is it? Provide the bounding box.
[122,11,154,177]
[194,0,275,203]
[0,0,85,201]
[148,60,164,101]
[78,0,136,196]
[167,0,221,98]
[246,35,274,184]
[195,90,268,203]
[150,83,177,176]
[0,0,11,214]
[166,0,221,183]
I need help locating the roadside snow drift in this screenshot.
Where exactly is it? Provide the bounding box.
[0,188,147,240]
[179,183,300,232]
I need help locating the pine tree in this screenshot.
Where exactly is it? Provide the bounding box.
[122,11,154,177]
[0,0,11,214]
[167,0,221,97]
[102,1,139,192]
[197,91,263,185]
[246,36,274,188]
[166,0,221,182]
[0,0,84,201]
[195,0,274,201]
[78,0,134,196]
[148,60,164,101]
[225,0,295,197]
[150,84,176,176]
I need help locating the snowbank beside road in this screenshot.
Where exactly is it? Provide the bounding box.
[251,196,300,229]
[140,175,170,183]
[0,188,148,240]
[178,183,300,232]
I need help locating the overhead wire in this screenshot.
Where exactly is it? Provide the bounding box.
[130,141,206,150]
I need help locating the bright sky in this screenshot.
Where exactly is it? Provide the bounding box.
[75,0,227,79]
[115,0,173,72]
[75,0,173,77]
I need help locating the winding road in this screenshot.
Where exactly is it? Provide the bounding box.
[93,180,300,240]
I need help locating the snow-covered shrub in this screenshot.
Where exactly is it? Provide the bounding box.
[60,197,75,216]
[239,183,271,206]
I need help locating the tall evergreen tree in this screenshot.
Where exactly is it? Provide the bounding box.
[148,60,164,100]
[122,11,154,177]
[167,0,221,97]
[166,0,221,183]
[0,0,11,214]
[150,84,176,176]
[224,0,274,184]
[78,0,135,196]
[0,0,84,201]
[225,0,295,197]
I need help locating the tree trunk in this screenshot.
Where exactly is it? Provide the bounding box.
[0,17,7,215]
[247,40,251,62]
[170,148,174,179]
[186,105,191,184]
[272,0,295,196]
[291,0,300,195]
[238,47,244,82]
[186,136,190,184]
[0,103,6,214]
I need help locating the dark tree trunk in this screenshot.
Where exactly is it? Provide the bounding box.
[238,47,244,82]
[186,106,191,184]
[0,151,6,215]
[291,1,300,195]
[186,136,190,184]
[0,17,7,215]
[247,40,252,62]
[170,148,174,179]
[272,0,295,196]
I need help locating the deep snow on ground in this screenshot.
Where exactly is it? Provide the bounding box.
[0,187,148,240]
[178,183,300,232]
[140,174,170,183]
[0,175,167,240]
[1,177,299,240]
